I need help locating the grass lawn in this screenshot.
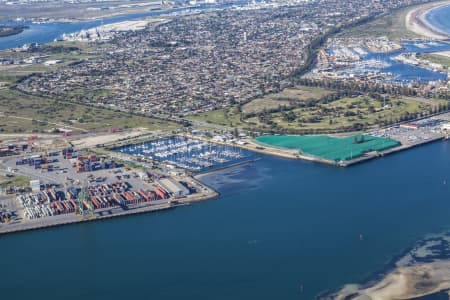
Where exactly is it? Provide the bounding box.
[0,88,179,133]
[246,95,444,131]
[419,53,450,68]
[0,175,31,188]
[186,86,446,133]
[186,86,333,128]
[186,106,243,127]
[242,87,332,115]
[337,4,420,40]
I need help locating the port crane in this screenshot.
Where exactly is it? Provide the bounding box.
[77,183,94,217]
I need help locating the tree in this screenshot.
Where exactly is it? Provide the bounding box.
[233,128,239,138]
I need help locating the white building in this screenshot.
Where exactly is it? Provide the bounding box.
[158,178,190,197]
[441,123,450,131]
[30,180,40,192]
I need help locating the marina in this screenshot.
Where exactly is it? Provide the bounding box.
[113,136,257,173]
[321,40,450,83]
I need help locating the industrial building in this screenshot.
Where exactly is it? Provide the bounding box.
[158,178,190,197]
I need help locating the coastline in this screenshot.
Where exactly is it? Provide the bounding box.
[249,131,447,168]
[0,176,219,236]
[319,232,450,300]
[405,1,450,40]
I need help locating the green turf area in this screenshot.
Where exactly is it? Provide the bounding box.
[0,89,179,133]
[256,135,400,161]
[0,175,31,188]
[418,53,450,68]
[242,87,332,115]
[186,106,243,127]
[337,4,420,40]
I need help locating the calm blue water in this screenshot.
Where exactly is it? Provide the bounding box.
[1,141,450,299]
[0,9,188,50]
[425,3,450,35]
[331,4,450,83]
[335,41,450,83]
[369,41,450,83]
[0,0,252,50]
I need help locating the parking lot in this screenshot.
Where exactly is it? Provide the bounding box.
[369,117,448,146]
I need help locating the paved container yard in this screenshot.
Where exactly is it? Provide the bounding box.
[0,146,217,234]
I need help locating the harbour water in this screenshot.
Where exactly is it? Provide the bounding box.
[338,41,450,83]
[0,0,252,50]
[1,140,450,299]
[0,10,185,50]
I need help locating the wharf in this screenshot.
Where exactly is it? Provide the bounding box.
[340,134,446,167]
[193,158,260,178]
[0,203,176,235]
[0,188,219,236]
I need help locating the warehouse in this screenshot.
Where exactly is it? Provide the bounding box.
[158,178,190,197]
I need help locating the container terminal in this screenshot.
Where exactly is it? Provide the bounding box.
[0,138,223,235]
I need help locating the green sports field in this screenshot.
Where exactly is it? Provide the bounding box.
[256,135,400,161]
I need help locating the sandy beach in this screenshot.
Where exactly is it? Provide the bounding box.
[329,261,450,300]
[433,50,450,58]
[322,234,450,300]
[405,1,450,40]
